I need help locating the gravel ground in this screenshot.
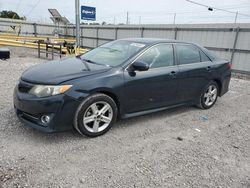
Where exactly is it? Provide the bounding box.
[0,47,250,188]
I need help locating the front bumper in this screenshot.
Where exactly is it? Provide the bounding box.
[13,85,81,133]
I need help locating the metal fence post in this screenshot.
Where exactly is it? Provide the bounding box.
[73,27,76,37]
[115,27,118,40]
[96,27,99,47]
[230,27,240,63]
[141,27,144,38]
[33,23,37,37]
[174,27,178,40]
[80,27,83,47]
[65,24,68,36]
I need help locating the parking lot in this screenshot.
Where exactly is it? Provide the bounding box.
[0,47,250,188]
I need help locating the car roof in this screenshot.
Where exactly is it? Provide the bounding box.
[119,38,195,45]
[119,38,219,61]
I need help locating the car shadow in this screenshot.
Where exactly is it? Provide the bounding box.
[114,105,197,129]
[8,105,200,142]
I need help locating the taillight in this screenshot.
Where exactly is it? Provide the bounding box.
[227,63,232,70]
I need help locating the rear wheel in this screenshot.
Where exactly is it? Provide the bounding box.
[197,81,219,109]
[74,93,118,137]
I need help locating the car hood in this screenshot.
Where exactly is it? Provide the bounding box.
[21,57,111,85]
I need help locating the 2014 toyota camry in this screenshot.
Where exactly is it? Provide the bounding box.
[14,38,231,137]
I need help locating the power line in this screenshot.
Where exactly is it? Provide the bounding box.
[25,0,41,18]
[15,0,22,12]
[221,2,250,9]
[186,0,250,17]
[101,12,250,24]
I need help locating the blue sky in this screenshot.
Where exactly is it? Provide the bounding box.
[0,0,250,24]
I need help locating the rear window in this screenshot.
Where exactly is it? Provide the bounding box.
[176,44,211,65]
[200,50,211,62]
[201,47,219,61]
[176,44,200,65]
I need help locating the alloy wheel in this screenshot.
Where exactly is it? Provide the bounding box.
[83,101,113,133]
[204,85,218,106]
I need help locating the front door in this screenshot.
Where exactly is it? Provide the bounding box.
[123,44,179,114]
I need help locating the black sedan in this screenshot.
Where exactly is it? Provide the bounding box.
[14,38,231,137]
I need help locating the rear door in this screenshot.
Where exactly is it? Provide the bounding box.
[174,43,214,103]
[123,43,179,113]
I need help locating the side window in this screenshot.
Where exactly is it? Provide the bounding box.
[176,44,201,65]
[200,50,211,62]
[137,44,174,69]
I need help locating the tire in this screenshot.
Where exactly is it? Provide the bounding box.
[74,93,118,137]
[197,81,219,109]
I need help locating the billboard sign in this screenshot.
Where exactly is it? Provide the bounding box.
[81,6,96,21]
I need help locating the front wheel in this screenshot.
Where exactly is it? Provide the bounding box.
[74,93,118,137]
[197,82,219,109]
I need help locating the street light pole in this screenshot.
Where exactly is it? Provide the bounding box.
[75,0,80,46]
[234,11,238,23]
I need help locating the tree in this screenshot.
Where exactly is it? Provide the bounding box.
[0,10,26,20]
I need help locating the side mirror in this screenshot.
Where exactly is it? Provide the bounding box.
[131,61,149,71]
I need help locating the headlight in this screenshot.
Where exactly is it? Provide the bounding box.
[28,85,72,97]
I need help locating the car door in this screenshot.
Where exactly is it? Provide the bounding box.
[123,43,179,114]
[175,43,214,103]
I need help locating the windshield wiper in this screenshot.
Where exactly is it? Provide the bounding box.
[100,47,122,53]
[76,56,90,71]
[82,58,111,67]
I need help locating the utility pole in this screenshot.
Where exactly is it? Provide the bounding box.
[126,12,129,25]
[113,16,116,25]
[75,0,80,46]
[173,13,176,24]
[139,16,141,25]
[234,11,238,23]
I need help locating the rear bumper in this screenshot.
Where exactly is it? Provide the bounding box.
[220,73,231,96]
[13,86,81,133]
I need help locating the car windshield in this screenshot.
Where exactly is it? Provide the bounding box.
[80,40,146,67]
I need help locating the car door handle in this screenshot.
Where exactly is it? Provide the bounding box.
[206,66,211,71]
[170,71,177,77]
